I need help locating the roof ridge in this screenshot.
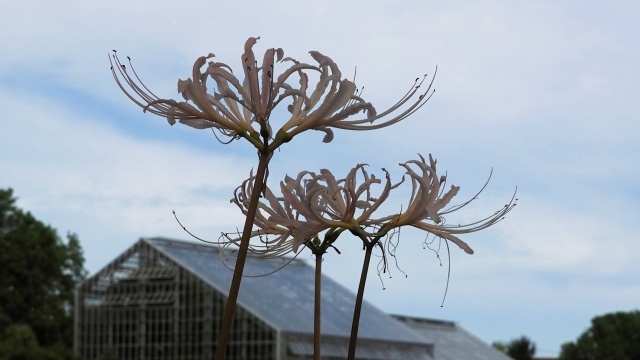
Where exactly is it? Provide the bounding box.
[142,236,306,266]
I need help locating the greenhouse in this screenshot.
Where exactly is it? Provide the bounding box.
[74,237,433,360]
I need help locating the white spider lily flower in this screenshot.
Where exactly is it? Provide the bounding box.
[282,165,395,250]
[228,155,516,257]
[394,154,459,225]
[228,165,394,254]
[110,37,435,149]
[226,172,325,258]
[380,154,517,254]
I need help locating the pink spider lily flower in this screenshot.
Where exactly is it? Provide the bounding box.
[227,171,328,258]
[380,154,517,254]
[282,165,395,251]
[227,155,515,257]
[227,165,394,255]
[225,172,323,258]
[110,37,435,150]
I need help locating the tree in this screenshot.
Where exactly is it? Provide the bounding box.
[492,341,508,353]
[0,188,87,359]
[0,324,50,360]
[493,336,536,360]
[559,310,640,360]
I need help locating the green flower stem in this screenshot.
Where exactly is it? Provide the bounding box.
[308,229,344,360]
[347,241,374,360]
[215,147,271,360]
[348,228,390,360]
[314,249,323,360]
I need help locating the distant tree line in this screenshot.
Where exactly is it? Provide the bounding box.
[559,310,640,360]
[0,188,87,360]
[493,310,640,360]
[492,335,536,360]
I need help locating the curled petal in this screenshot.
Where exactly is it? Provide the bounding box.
[384,154,517,255]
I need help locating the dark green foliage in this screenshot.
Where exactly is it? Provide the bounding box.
[493,336,536,360]
[0,323,77,360]
[559,310,640,360]
[507,336,536,360]
[0,323,45,360]
[0,188,87,359]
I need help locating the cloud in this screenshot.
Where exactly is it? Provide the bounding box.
[0,85,254,271]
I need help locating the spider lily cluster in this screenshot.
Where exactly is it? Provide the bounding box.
[225,154,516,257]
[111,37,515,360]
[111,37,435,150]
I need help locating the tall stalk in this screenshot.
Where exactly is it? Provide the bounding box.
[347,242,374,360]
[348,228,389,360]
[215,147,271,360]
[314,250,323,360]
[309,231,342,360]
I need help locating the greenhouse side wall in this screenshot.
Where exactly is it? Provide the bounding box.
[74,241,278,360]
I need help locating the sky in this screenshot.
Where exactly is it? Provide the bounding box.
[1,0,639,357]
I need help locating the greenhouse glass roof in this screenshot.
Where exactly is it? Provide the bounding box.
[146,236,426,345]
